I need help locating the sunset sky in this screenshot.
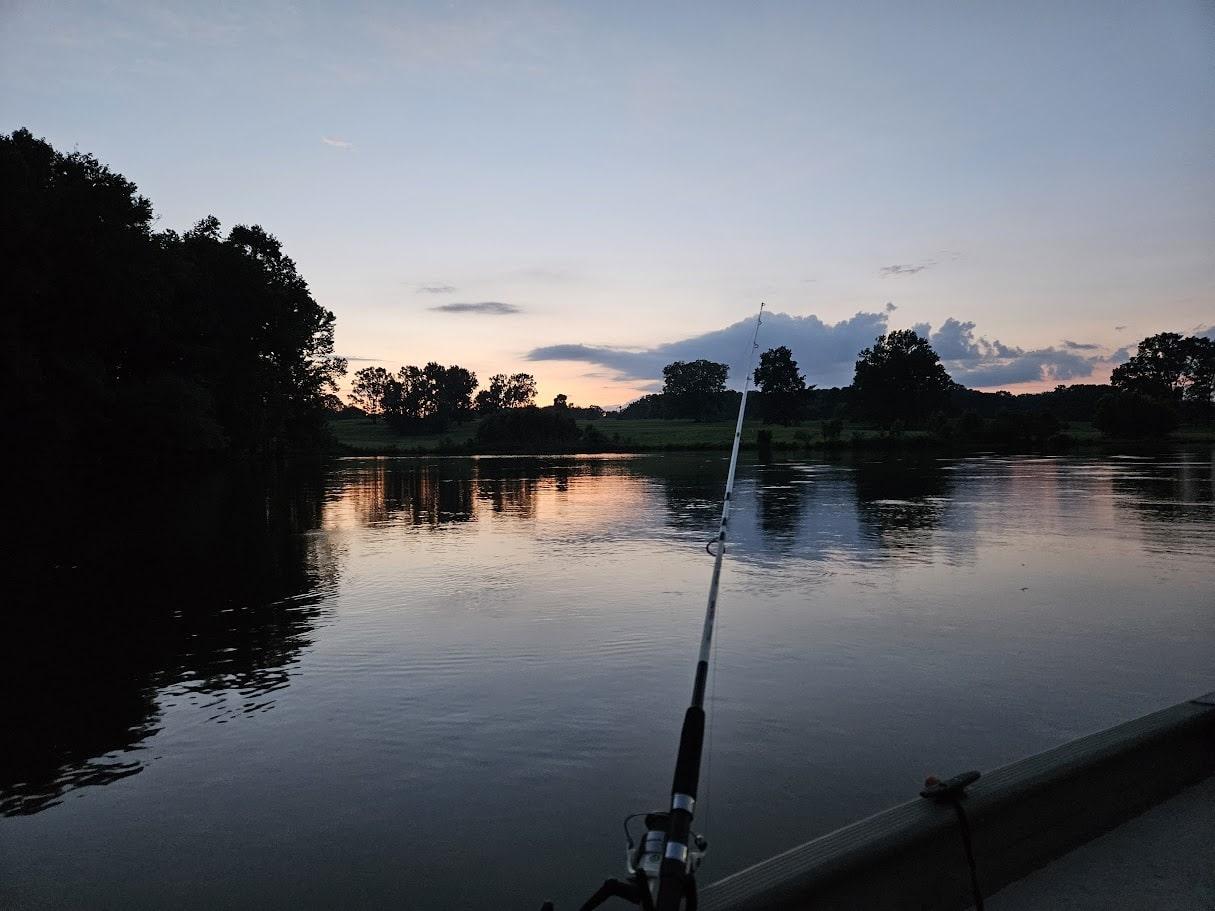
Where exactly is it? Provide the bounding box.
[3,1,1212,406]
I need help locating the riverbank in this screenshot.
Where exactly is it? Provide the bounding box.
[328,416,1215,456]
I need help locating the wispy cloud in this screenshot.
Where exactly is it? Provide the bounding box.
[417,284,457,294]
[321,136,353,149]
[430,301,521,315]
[880,263,931,277]
[885,301,898,312]
[1114,325,1128,331]
[1062,339,1101,350]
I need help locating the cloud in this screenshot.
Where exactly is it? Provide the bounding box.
[1109,347,1132,364]
[1114,325,1127,331]
[528,310,891,388]
[885,301,897,312]
[528,311,1117,393]
[880,263,931,277]
[430,301,521,315]
[321,136,353,149]
[1062,339,1101,350]
[418,284,457,294]
[922,318,1099,387]
[1195,324,1215,341]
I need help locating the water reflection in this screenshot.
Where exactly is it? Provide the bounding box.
[755,461,811,542]
[852,456,954,547]
[659,454,732,535]
[1,467,336,815]
[3,448,1213,909]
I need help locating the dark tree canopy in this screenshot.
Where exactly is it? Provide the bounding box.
[474,373,537,414]
[662,359,730,421]
[351,367,394,415]
[852,330,953,424]
[2,128,345,458]
[1111,333,1214,407]
[754,346,810,424]
[1095,391,1179,438]
[474,405,582,451]
[352,362,477,431]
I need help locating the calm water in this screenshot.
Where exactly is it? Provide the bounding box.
[2,451,1212,909]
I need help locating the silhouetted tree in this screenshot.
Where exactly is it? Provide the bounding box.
[351,367,394,416]
[1112,333,1215,408]
[616,393,668,419]
[353,362,477,432]
[2,128,345,458]
[474,373,537,414]
[427,363,478,424]
[662,359,729,421]
[853,330,953,424]
[553,393,569,409]
[754,346,810,424]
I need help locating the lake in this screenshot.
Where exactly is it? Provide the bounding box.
[2,450,1212,909]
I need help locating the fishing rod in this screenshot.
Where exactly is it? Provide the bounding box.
[547,303,765,911]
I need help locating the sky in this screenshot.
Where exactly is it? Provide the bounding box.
[2,0,1213,405]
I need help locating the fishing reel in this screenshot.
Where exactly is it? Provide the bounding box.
[549,811,706,911]
[625,810,707,889]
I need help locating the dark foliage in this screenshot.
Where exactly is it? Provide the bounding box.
[753,346,810,424]
[615,393,669,419]
[1095,392,1179,439]
[853,330,954,425]
[474,405,583,450]
[2,128,345,460]
[474,373,537,414]
[1111,332,1214,410]
[950,384,1111,422]
[986,411,1064,447]
[662,359,731,421]
[550,394,605,420]
[351,362,477,433]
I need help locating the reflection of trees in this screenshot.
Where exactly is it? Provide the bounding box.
[658,454,730,535]
[852,456,953,547]
[475,461,541,518]
[0,466,335,816]
[343,460,475,527]
[339,457,637,528]
[755,462,811,543]
[1110,453,1214,548]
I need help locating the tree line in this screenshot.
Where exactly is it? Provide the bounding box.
[3,128,346,460]
[349,328,1212,446]
[615,329,1213,439]
[348,365,541,432]
[347,363,611,433]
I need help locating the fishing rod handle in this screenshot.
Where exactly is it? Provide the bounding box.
[656,706,705,910]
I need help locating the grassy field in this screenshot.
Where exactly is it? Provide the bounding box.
[598,418,882,448]
[331,415,904,454]
[329,415,1212,456]
[329,417,478,453]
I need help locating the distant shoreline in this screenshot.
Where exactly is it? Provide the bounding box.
[329,416,1215,457]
